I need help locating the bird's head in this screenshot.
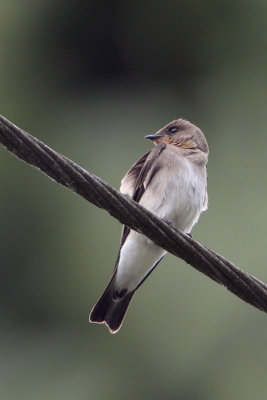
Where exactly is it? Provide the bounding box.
[145,119,209,154]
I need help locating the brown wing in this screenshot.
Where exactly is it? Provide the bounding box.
[119,142,166,247]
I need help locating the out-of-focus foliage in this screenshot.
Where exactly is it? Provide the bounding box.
[0,1,266,399]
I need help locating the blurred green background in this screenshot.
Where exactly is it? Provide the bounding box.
[0,1,266,399]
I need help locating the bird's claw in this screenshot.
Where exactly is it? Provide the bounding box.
[162,218,174,227]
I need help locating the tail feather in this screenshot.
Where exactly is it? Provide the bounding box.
[90,255,166,333]
[89,280,134,334]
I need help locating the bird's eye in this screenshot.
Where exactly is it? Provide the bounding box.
[169,126,178,133]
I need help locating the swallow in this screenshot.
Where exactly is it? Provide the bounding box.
[89,118,209,333]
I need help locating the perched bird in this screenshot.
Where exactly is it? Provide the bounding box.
[89,119,209,333]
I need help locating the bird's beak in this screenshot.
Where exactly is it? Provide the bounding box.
[145,133,164,141]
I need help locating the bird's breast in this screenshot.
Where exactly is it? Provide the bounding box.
[140,156,207,232]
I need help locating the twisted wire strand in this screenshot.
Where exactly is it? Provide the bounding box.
[0,114,266,312]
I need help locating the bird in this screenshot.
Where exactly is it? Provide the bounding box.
[89,118,209,333]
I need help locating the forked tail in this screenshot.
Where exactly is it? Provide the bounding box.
[89,280,134,334]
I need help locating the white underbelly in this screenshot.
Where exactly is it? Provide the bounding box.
[115,155,206,291]
[115,232,166,291]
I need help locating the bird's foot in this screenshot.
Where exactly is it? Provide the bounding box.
[162,218,174,227]
[186,233,193,239]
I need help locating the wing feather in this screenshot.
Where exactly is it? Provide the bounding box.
[119,142,166,248]
[120,152,150,198]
